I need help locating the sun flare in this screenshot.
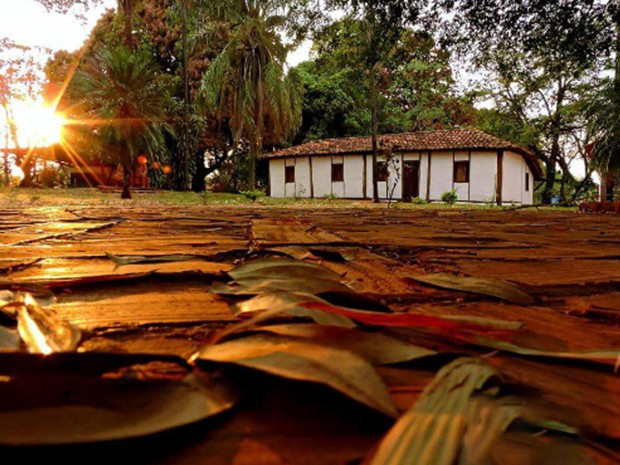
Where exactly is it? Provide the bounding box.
[11,99,65,147]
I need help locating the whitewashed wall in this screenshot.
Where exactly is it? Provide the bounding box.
[429,152,453,200]
[364,155,372,199]
[269,158,285,197]
[269,150,535,204]
[343,155,365,198]
[503,151,524,204]
[503,151,533,204]
[419,152,429,200]
[312,157,331,197]
[470,151,497,202]
[296,157,312,197]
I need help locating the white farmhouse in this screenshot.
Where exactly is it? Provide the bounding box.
[262,129,543,205]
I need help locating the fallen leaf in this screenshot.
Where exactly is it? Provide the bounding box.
[105,252,199,268]
[368,357,517,465]
[246,323,436,365]
[16,293,82,354]
[233,292,358,327]
[301,300,521,333]
[193,333,398,418]
[467,336,620,370]
[210,277,353,296]
[228,257,344,282]
[0,372,239,445]
[407,273,535,305]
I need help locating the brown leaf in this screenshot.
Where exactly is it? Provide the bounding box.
[105,252,199,268]
[228,257,344,282]
[210,277,353,296]
[0,372,239,445]
[368,357,518,465]
[465,335,620,370]
[16,293,82,354]
[246,323,436,365]
[233,292,358,327]
[300,300,521,333]
[193,334,398,417]
[408,273,535,305]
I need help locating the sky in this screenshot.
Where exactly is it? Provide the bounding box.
[0,0,311,65]
[0,0,591,180]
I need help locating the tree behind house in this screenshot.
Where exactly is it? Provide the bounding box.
[198,0,303,189]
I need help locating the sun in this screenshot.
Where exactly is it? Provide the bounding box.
[11,98,66,147]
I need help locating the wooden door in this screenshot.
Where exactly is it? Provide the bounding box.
[402,161,420,202]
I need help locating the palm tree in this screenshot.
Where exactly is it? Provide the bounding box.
[199,0,303,189]
[74,46,173,198]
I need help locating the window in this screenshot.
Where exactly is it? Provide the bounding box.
[285,165,295,184]
[331,163,344,182]
[525,172,530,192]
[453,160,470,183]
[377,162,388,182]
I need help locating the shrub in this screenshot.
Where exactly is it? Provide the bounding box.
[441,189,458,205]
[323,193,339,201]
[411,197,426,205]
[240,189,263,202]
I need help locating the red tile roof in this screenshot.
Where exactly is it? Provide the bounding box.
[262,129,544,179]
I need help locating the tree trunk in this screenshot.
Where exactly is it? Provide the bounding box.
[542,137,559,204]
[542,77,565,205]
[121,162,132,199]
[249,142,257,189]
[191,146,206,192]
[252,78,264,190]
[370,70,379,203]
[181,0,190,191]
[121,0,134,50]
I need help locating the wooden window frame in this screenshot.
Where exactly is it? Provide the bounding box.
[525,172,530,192]
[285,165,295,184]
[331,162,344,183]
[453,160,470,183]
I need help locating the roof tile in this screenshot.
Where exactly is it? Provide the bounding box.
[262,128,543,178]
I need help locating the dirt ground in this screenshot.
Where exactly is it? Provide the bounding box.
[1,200,619,464]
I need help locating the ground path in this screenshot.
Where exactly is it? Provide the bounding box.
[1,202,619,464]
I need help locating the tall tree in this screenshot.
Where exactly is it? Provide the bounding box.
[74,46,173,198]
[443,0,616,203]
[295,23,473,144]
[199,0,303,189]
[324,0,427,202]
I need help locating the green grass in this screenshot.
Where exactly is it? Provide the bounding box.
[0,187,575,211]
